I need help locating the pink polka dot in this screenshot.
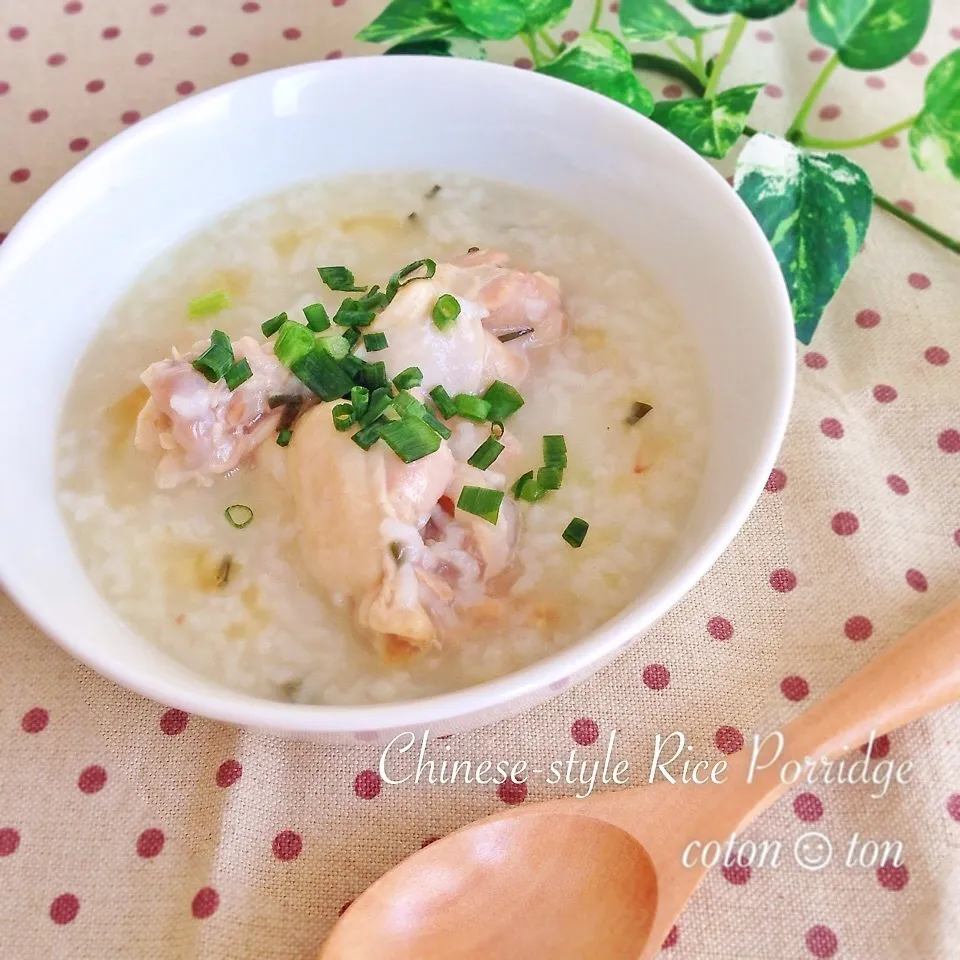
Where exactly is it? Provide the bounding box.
[707,615,733,640]
[325,49,343,60]
[806,925,838,957]
[609,0,619,11]
[715,726,744,754]
[497,779,527,805]
[332,0,347,6]
[50,894,80,925]
[895,199,915,214]
[514,57,533,69]
[47,53,67,66]
[954,529,960,549]
[642,664,670,690]
[78,764,107,794]
[151,2,169,13]
[562,29,579,42]
[102,26,120,39]
[283,27,302,40]
[571,717,599,745]
[136,828,164,858]
[908,51,928,65]
[865,75,885,89]
[353,769,381,800]
[877,862,908,890]
[64,1,83,12]
[804,351,827,369]
[272,830,302,861]
[938,429,960,453]
[881,135,900,148]
[0,233,6,244]
[10,168,31,184]
[856,308,880,328]
[188,25,206,36]
[770,568,797,592]
[906,568,928,592]
[0,827,20,856]
[662,925,679,949]
[844,615,873,642]
[86,79,105,93]
[908,272,931,290]
[176,81,195,96]
[794,792,823,822]
[951,26,960,41]
[21,707,49,733]
[0,81,8,95]
[808,47,828,62]
[886,474,909,495]
[215,759,242,788]
[231,52,250,66]
[765,468,787,493]
[69,137,90,152]
[755,29,774,42]
[121,110,141,125]
[946,794,960,821]
[764,84,783,98]
[242,1,261,10]
[135,51,154,67]
[662,83,683,99]
[721,861,751,884]
[818,104,840,121]
[29,108,49,123]
[8,26,27,41]
[861,734,890,758]
[191,887,219,919]
[820,417,843,439]
[160,708,188,735]
[831,511,859,536]
[925,346,950,365]
[781,675,810,701]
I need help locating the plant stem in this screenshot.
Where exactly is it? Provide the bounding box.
[666,39,706,84]
[589,0,603,30]
[632,53,706,95]
[693,32,705,74]
[538,28,561,56]
[786,52,839,140]
[873,195,960,254]
[521,29,543,67]
[702,13,746,98]
[797,114,918,150]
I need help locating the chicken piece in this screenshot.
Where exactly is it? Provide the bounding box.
[135,336,305,488]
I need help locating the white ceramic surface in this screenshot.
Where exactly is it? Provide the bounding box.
[0,56,794,742]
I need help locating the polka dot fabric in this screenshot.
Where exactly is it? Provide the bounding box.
[1,2,959,958]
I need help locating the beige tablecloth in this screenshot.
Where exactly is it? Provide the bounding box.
[1,1,959,957]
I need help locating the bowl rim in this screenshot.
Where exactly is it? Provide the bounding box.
[0,54,796,734]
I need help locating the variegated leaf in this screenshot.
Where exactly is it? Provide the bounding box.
[688,0,795,20]
[735,134,872,343]
[619,0,700,42]
[909,49,960,179]
[449,0,528,40]
[652,84,761,158]
[524,0,573,28]
[357,0,472,43]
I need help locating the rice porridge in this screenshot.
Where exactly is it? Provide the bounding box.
[57,172,707,705]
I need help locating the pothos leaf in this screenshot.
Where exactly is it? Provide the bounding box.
[385,36,487,57]
[734,134,872,344]
[807,0,931,70]
[356,0,471,44]
[450,0,527,40]
[537,30,655,116]
[687,0,795,20]
[524,0,573,28]
[909,49,960,178]
[619,0,700,42]
[652,84,761,158]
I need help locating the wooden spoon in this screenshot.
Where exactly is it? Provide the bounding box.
[321,598,960,960]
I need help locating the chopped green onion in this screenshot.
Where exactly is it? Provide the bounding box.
[562,517,589,548]
[333,297,376,327]
[276,428,293,447]
[350,386,370,420]
[332,403,354,432]
[340,353,365,378]
[191,330,234,383]
[274,321,315,368]
[378,417,441,463]
[511,470,534,498]
[454,393,491,421]
[393,366,423,390]
[351,421,381,450]
[224,357,252,391]
[432,294,460,330]
[343,327,362,349]
[391,392,452,439]
[224,504,253,529]
[457,486,504,525]
[491,421,505,439]
[363,332,389,352]
[537,465,563,490]
[626,401,653,425]
[290,346,354,401]
[268,393,300,409]
[316,334,350,361]
[277,397,302,430]
[303,302,330,332]
[482,380,524,422]
[317,266,366,292]
[358,386,394,427]
[543,434,567,468]
[261,311,288,338]
[357,360,389,390]
[423,411,452,440]
[187,289,230,319]
[357,285,388,311]
[385,259,436,302]
[518,476,546,503]
[429,385,457,419]
[468,436,504,470]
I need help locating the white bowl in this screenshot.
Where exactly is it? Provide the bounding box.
[0,56,794,742]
